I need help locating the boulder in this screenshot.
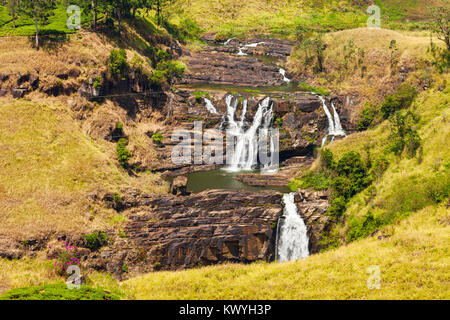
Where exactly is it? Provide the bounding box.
[170,175,188,195]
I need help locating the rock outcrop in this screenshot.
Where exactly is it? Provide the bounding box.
[88,189,283,277]
[295,190,331,253]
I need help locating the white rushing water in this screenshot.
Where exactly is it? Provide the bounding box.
[276,193,309,262]
[318,96,346,146]
[223,37,236,46]
[222,95,274,172]
[237,42,265,56]
[204,98,219,114]
[279,68,291,83]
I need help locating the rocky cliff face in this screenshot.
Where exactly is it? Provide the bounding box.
[295,190,331,253]
[83,189,283,278]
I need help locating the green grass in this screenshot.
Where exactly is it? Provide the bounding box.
[0,4,93,36]
[0,283,120,300]
[167,0,447,38]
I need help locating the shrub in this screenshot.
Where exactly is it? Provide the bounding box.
[156,60,186,84]
[85,231,108,251]
[151,133,163,145]
[357,104,377,131]
[193,91,211,101]
[381,84,417,119]
[327,196,347,220]
[93,76,102,90]
[389,111,421,157]
[108,49,128,78]
[320,148,334,169]
[131,54,144,71]
[347,211,383,242]
[49,241,85,278]
[116,138,132,168]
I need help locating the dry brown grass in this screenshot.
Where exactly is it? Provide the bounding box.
[287,28,444,121]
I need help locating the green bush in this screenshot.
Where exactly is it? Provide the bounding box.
[357,104,377,131]
[108,49,128,78]
[381,84,417,119]
[389,111,421,157]
[193,91,211,101]
[347,211,383,242]
[327,196,347,220]
[156,60,186,84]
[0,284,120,300]
[151,133,163,145]
[116,138,132,168]
[85,231,108,251]
[320,148,334,169]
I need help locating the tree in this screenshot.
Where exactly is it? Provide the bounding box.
[150,0,170,26]
[430,6,450,51]
[7,0,21,29]
[20,0,56,50]
[299,35,327,73]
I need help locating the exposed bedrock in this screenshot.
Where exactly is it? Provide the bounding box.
[92,189,284,277]
[295,190,331,254]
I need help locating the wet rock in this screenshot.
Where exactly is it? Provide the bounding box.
[295,190,331,253]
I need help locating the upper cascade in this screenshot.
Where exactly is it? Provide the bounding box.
[216,94,276,172]
[318,96,346,146]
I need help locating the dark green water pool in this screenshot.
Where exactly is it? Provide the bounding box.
[177,81,304,94]
[186,169,290,193]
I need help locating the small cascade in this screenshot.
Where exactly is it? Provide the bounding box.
[204,98,219,115]
[223,37,236,46]
[276,193,309,262]
[237,42,265,56]
[279,68,291,83]
[331,101,345,135]
[222,95,274,172]
[318,96,346,146]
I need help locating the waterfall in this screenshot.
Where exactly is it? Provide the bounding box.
[279,68,291,83]
[318,96,346,146]
[222,95,273,172]
[331,101,345,135]
[276,193,309,262]
[204,98,219,115]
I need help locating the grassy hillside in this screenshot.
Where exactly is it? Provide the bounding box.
[0,98,167,239]
[123,205,449,299]
[168,0,448,38]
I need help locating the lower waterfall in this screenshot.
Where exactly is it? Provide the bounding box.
[276,193,309,262]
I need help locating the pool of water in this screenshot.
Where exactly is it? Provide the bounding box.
[177,81,305,94]
[186,169,291,193]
